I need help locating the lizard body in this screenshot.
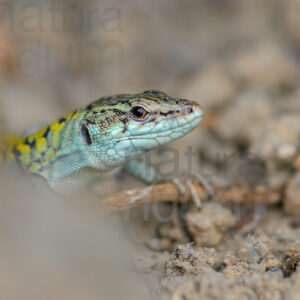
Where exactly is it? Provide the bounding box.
[0,90,203,193]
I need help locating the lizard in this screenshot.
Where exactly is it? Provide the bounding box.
[0,90,204,194]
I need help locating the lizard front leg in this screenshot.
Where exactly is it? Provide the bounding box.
[124,157,213,207]
[123,157,165,183]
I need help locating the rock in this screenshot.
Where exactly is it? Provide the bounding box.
[224,235,282,278]
[165,244,219,276]
[284,172,300,215]
[286,242,300,257]
[283,254,300,277]
[161,272,288,300]
[277,143,297,161]
[186,203,235,247]
[250,114,300,162]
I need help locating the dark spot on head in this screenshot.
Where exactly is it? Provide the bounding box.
[144,90,157,95]
[58,117,66,124]
[160,110,176,117]
[121,118,128,133]
[85,104,93,111]
[100,109,106,113]
[42,127,50,138]
[113,109,125,116]
[160,111,169,116]
[143,90,167,97]
[121,117,128,124]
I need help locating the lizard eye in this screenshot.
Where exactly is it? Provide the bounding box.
[131,106,148,120]
[80,124,92,146]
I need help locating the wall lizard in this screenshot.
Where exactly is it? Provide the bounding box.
[0,90,204,193]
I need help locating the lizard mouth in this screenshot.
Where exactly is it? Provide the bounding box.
[133,106,203,138]
[111,114,203,145]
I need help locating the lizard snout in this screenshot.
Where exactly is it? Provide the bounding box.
[181,101,204,118]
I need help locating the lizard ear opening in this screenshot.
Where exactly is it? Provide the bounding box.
[80,124,92,146]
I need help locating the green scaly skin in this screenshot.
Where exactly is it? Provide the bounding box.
[1,90,204,193]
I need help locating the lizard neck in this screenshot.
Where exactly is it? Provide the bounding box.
[4,108,88,180]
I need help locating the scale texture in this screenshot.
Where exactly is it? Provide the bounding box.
[0,90,204,192]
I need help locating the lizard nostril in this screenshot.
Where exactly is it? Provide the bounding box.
[183,105,194,114]
[187,107,194,114]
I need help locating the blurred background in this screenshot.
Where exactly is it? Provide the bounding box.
[1,0,300,299]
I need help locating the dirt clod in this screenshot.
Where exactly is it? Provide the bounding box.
[185,203,235,247]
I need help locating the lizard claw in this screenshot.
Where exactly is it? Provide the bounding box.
[187,172,214,199]
[171,178,202,208]
[171,172,214,208]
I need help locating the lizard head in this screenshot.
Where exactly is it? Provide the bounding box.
[79,90,204,169]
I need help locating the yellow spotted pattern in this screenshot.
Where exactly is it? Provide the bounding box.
[1,107,83,174]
